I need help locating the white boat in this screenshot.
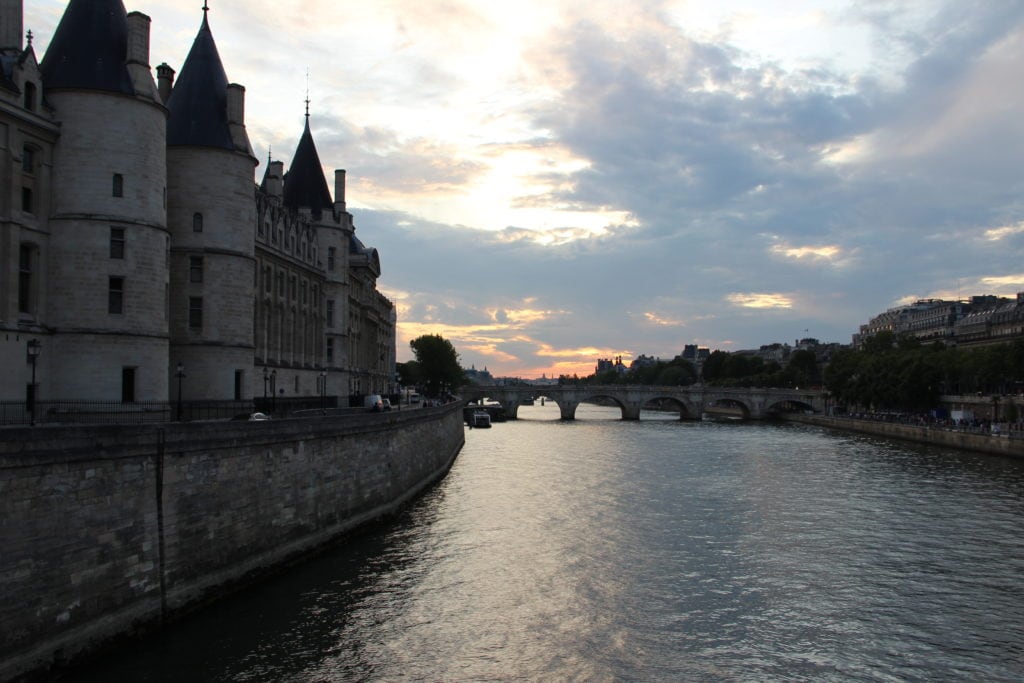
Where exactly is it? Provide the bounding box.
[471,411,492,428]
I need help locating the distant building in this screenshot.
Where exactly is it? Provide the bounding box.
[853,294,1023,349]
[595,356,627,375]
[464,365,494,385]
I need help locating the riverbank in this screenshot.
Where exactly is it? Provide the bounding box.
[782,413,1024,458]
[0,403,465,681]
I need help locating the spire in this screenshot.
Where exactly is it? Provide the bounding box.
[40,0,134,95]
[282,115,333,217]
[166,7,234,149]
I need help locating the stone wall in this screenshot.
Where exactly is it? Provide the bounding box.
[0,404,464,680]
[783,413,1024,458]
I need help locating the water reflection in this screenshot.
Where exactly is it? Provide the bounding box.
[72,412,1024,681]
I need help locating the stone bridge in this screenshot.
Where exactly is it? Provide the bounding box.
[461,384,826,421]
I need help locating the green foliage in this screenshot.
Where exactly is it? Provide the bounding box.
[408,334,465,398]
[825,339,1024,412]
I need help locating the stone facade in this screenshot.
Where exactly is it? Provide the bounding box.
[0,0,395,404]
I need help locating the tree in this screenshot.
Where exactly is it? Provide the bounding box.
[409,334,465,398]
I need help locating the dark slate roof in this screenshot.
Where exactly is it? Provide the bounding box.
[283,117,334,216]
[39,0,134,95]
[166,13,234,150]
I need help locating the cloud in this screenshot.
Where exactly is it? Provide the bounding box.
[26,0,1024,378]
[726,293,795,309]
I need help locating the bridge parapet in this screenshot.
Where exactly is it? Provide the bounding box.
[461,385,826,421]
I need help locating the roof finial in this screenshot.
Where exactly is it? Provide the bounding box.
[202,2,209,18]
[267,146,272,166]
[304,68,311,120]
[26,29,33,47]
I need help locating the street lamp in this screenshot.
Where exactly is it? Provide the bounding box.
[27,339,41,426]
[176,363,185,421]
[319,370,327,414]
[269,369,277,412]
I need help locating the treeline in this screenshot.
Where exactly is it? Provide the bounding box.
[825,332,1024,413]
[557,332,1024,415]
[558,349,819,389]
[560,356,699,386]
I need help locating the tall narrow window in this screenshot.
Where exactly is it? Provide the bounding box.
[264,266,272,292]
[121,367,136,403]
[21,187,33,213]
[189,256,203,283]
[22,146,35,173]
[326,299,334,327]
[109,276,124,314]
[112,174,124,197]
[189,296,203,328]
[110,227,125,259]
[234,370,243,401]
[326,338,334,363]
[327,247,336,271]
[23,82,36,111]
[193,212,203,233]
[18,244,33,314]
[276,272,284,296]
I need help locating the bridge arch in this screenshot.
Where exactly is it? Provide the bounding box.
[704,396,752,420]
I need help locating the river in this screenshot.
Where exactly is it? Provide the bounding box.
[69,403,1024,681]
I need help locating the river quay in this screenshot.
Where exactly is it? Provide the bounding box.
[784,412,1024,458]
[0,403,465,681]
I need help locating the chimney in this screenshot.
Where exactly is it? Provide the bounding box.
[156,63,174,104]
[0,0,22,51]
[334,169,347,211]
[226,83,245,124]
[126,12,150,66]
[266,161,284,198]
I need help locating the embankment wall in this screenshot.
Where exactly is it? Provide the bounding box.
[783,413,1024,458]
[0,404,465,680]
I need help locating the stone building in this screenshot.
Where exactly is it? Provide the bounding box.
[0,0,394,406]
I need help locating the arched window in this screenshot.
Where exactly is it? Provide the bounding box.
[193,212,203,233]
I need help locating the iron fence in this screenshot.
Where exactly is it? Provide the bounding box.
[0,397,338,426]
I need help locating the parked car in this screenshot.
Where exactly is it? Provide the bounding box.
[381,398,392,411]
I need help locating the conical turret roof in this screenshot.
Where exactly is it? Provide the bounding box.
[39,0,134,94]
[283,116,334,216]
[166,12,234,149]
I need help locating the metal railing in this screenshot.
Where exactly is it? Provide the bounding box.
[0,396,341,426]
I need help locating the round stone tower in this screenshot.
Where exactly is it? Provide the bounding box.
[39,0,169,401]
[164,7,258,401]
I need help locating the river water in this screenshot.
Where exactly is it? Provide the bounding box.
[71,403,1024,681]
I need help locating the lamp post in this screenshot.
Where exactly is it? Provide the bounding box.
[319,370,327,414]
[262,367,269,408]
[27,339,41,426]
[175,363,185,421]
[269,369,277,412]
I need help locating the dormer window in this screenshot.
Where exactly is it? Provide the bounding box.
[23,82,36,111]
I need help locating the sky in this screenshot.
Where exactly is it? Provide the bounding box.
[25,0,1024,378]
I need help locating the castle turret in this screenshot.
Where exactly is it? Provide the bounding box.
[39,0,169,402]
[165,6,257,401]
